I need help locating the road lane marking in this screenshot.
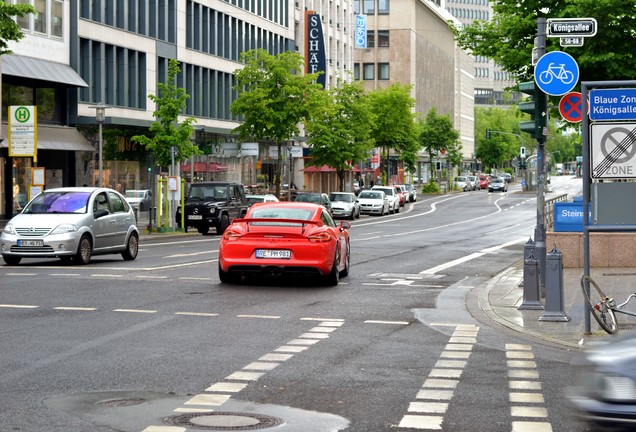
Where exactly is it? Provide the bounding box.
[113,309,157,313]
[53,307,97,311]
[174,312,219,317]
[507,343,552,432]
[398,324,479,430]
[0,304,38,308]
[237,314,280,319]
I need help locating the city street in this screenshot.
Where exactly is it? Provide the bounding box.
[0,176,590,432]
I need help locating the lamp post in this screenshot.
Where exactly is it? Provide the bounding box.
[89,104,107,187]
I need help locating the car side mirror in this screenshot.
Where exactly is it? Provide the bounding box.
[340,221,351,230]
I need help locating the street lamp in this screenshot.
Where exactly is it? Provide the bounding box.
[89,103,107,186]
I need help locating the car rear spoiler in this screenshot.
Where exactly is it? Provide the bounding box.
[234,217,319,233]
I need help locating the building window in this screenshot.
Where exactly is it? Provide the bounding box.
[354,63,360,80]
[378,0,389,14]
[34,0,47,34]
[15,0,30,30]
[363,63,374,80]
[363,0,374,14]
[51,0,62,37]
[377,30,389,47]
[366,30,374,48]
[378,63,389,80]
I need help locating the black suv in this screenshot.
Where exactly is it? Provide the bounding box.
[176,181,248,235]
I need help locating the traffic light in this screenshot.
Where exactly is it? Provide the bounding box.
[518,81,547,140]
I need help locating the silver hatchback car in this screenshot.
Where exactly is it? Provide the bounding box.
[0,187,139,265]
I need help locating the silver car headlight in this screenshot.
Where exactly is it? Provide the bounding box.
[51,224,77,235]
[3,222,16,235]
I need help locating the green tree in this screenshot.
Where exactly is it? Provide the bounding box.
[476,107,525,170]
[452,0,636,81]
[419,107,462,178]
[0,2,35,55]
[131,59,198,168]
[367,83,418,185]
[305,79,375,191]
[231,49,322,197]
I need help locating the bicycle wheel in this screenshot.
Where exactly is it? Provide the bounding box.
[580,275,618,334]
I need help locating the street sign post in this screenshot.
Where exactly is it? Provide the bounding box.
[547,18,597,37]
[534,51,579,96]
[589,88,636,121]
[559,92,583,123]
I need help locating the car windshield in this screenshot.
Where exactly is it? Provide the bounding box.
[374,188,393,196]
[246,196,264,205]
[330,193,353,203]
[125,190,146,198]
[456,177,467,181]
[249,207,314,226]
[188,185,228,200]
[359,191,382,199]
[23,191,91,214]
[493,178,504,183]
[295,194,321,204]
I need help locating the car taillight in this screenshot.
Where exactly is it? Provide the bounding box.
[308,232,332,243]
[222,230,242,241]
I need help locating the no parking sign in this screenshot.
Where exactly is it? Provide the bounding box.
[559,92,583,123]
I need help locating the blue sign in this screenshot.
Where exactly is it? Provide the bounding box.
[534,51,579,96]
[553,202,591,232]
[355,15,367,49]
[589,88,636,121]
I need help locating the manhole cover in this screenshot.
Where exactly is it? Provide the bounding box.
[96,397,145,407]
[164,412,284,430]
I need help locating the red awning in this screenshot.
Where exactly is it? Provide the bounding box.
[180,162,229,172]
[301,165,368,173]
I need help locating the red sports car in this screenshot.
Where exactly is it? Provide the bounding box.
[218,202,351,286]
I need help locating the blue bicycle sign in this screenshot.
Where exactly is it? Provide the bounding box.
[534,51,579,96]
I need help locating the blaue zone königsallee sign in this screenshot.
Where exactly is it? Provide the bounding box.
[589,88,636,121]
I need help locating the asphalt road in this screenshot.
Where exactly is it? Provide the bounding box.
[0,176,590,432]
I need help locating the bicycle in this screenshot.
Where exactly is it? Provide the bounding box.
[580,274,636,334]
[539,63,575,85]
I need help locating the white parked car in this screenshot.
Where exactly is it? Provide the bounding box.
[246,194,279,207]
[0,187,139,265]
[371,186,400,214]
[124,189,152,211]
[329,192,361,220]
[454,176,470,192]
[357,190,390,216]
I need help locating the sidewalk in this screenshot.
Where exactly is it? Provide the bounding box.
[479,260,636,349]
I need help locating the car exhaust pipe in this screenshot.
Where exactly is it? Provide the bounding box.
[265,266,283,277]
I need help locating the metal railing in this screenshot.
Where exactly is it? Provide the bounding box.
[545,193,569,231]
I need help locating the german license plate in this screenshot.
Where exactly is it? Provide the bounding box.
[256,249,291,259]
[188,215,203,220]
[18,239,43,247]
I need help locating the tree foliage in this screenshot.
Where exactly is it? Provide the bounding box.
[475,107,524,169]
[131,59,198,168]
[0,2,34,55]
[453,0,636,82]
[367,83,419,184]
[231,49,322,197]
[419,108,462,176]
[305,79,376,191]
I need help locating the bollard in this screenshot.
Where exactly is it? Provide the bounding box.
[520,237,535,288]
[518,251,544,310]
[539,245,571,322]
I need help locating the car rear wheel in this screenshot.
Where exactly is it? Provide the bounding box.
[75,235,92,265]
[325,250,340,286]
[3,255,21,265]
[218,262,237,284]
[121,233,139,261]
[216,214,229,235]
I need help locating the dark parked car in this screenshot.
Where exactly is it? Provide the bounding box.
[176,182,248,235]
[294,192,333,216]
[568,333,636,431]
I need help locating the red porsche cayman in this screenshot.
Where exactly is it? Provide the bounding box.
[218,202,351,286]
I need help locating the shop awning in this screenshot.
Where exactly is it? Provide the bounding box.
[301,165,370,173]
[1,125,95,152]
[180,162,229,172]
[2,54,89,87]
